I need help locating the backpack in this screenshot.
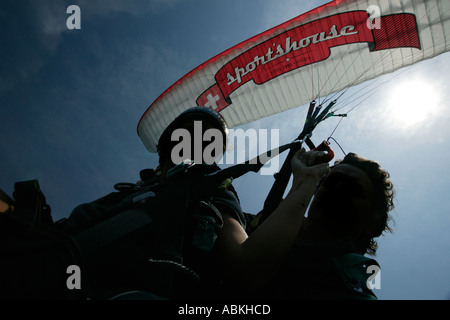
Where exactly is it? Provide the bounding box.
[0,180,82,299]
[0,161,244,300]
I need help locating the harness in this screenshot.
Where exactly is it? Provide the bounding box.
[0,109,336,299]
[0,162,243,299]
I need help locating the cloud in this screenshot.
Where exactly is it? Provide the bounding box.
[0,0,183,94]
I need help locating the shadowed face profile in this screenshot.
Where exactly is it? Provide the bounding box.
[157,107,228,177]
[308,164,374,239]
[304,153,394,255]
[169,120,224,166]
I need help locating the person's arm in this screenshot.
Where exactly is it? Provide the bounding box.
[213,148,329,290]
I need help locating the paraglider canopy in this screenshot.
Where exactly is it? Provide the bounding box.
[138,0,450,153]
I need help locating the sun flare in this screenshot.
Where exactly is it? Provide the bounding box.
[387,79,440,129]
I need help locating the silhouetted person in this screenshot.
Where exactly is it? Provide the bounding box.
[129,107,333,299]
[259,153,395,299]
[152,107,332,299]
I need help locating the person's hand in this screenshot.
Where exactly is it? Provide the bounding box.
[291,148,330,184]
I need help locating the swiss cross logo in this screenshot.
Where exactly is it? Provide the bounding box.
[196,84,230,112]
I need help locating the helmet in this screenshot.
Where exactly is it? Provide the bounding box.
[157,107,228,164]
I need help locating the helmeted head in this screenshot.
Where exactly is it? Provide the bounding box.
[308,153,395,255]
[157,107,228,168]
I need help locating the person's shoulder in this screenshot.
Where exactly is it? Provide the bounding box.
[212,186,247,228]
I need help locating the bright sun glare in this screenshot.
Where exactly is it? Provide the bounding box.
[387,79,440,129]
